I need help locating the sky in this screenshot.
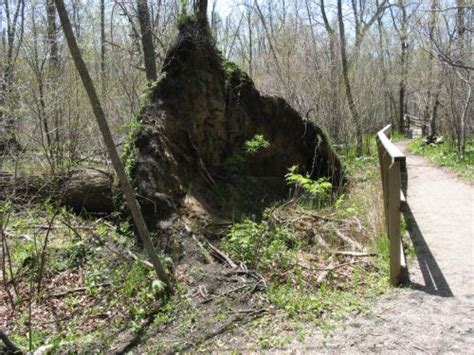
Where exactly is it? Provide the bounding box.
[213,0,236,18]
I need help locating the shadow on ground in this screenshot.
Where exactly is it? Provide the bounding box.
[403,205,453,297]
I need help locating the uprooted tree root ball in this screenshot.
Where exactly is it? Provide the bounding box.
[127,17,345,231]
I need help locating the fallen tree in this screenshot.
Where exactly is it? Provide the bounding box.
[0,169,115,213]
[126,15,345,228]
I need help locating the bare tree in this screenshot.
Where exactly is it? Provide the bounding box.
[54,0,171,290]
[0,0,24,154]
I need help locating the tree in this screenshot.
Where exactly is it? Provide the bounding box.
[53,0,171,291]
[0,0,24,154]
[194,0,208,20]
[137,0,157,81]
[337,0,387,154]
[337,0,363,154]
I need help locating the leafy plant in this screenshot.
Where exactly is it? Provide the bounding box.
[225,134,270,172]
[285,165,332,205]
[223,219,294,270]
[243,134,270,155]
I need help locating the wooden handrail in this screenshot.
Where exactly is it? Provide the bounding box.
[376,124,408,286]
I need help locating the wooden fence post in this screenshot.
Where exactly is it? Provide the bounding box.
[388,160,402,285]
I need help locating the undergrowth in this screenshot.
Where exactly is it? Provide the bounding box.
[213,135,392,348]
[0,204,168,352]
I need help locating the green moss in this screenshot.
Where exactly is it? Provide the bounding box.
[222,59,250,91]
[122,118,144,180]
[139,72,168,108]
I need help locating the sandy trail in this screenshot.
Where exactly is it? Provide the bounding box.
[296,140,474,353]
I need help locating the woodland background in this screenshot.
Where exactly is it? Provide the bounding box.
[0,0,472,173]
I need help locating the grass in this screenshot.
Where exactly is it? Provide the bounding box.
[408,138,474,180]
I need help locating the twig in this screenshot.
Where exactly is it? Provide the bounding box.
[298,210,348,224]
[48,283,111,298]
[317,260,362,271]
[334,229,364,251]
[191,235,214,264]
[0,330,24,354]
[200,284,251,304]
[127,250,154,268]
[331,251,376,257]
[207,242,237,268]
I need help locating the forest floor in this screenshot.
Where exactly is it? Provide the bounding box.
[206,140,474,353]
[2,141,473,353]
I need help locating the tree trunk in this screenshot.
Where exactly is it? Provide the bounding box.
[194,0,208,20]
[456,0,466,157]
[423,0,439,137]
[137,0,157,82]
[54,0,170,290]
[398,0,408,135]
[0,169,116,213]
[337,0,363,155]
[320,0,341,141]
[100,0,106,97]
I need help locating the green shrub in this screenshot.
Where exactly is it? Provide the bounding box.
[285,166,332,207]
[243,134,270,155]
[223,219,294,270]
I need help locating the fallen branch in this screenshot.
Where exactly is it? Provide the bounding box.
[317,260,363,271]
[331,251,376,257]
[0,330,23,354]
[191,235,214,264]
[207,242,237,268]
[48,283,111,298]
[334,229,364,251]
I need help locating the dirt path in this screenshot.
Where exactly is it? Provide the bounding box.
[291,140,474,353]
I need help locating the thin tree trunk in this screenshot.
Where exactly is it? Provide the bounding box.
[398,0,408,135]
[100,0,106,97]
[337,0,363,155]
[54,0,171,291]
[456,0,466,157]
[47,0,62,168]
[423,0,439,137]
[320,0,340,141]
[137,0,157,81]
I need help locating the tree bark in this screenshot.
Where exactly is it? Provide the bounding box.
[0,169,115,213]
[398,0,408,134]
[54,0,171,290]
[137,0,157,81]
[337,0,363,155]
[100,0,106,97]
[194,0,208,20]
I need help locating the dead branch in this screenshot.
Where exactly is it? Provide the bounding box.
[48,283,111,298]
[191,235,214,264]
[0,330,24,354]
[334,229,364,251]
[332,251,376,257]
[207,241,237,268]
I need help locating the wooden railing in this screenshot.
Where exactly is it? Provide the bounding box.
[376,124,408,286]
